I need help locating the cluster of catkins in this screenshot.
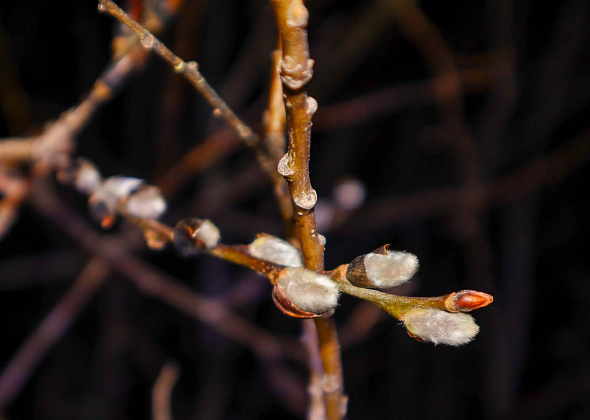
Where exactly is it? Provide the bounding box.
[247,236,480,346]
[60,158,480,346]
[59,158,167,228]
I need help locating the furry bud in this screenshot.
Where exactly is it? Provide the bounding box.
[87,176,144,228]
[274,268,339,316]
[346,245,419,288]
[248,235,303,267]
[173,218,220,256]
[403,309,479,346]
[125,185,167,219]
[58,158,102,194]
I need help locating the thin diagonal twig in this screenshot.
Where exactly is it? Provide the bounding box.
[98,0,259,147]
[0,258,110,408]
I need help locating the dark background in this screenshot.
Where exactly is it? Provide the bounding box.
[1,0,590,419]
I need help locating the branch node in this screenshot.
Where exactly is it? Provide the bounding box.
[280,58,314,90]
[286,3,309,28]
[293,189,317,210]
[139,33,156,49]
[306,96,318,116]
[278,153,295,176]
[173,61,185,73]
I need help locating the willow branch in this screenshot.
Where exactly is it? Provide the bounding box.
[98,0,258,147]
[0,27,154,167]
[260,48,296,240]
[267,1,346,419]
[29,181,302,364]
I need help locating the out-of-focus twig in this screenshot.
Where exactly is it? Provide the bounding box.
[156,128,241,198]
[313,67,499,133]
[0,20,32,134]
[0,257,110,408]
[152,362,180,420]
[29,180,304,364]
[260,48,296,241]
[344,127,590,233]
[0,170,28,240]
[302,319,326,420]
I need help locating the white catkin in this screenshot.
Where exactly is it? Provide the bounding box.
[364,250,419,288]
[195,220,221,249]
[276,268,339,314]
[403,309,479,346]
[75,164,102,194]
[248,236,303,267]
[90,176,144,214]
[125,186,167,219]
[102,176,144,199]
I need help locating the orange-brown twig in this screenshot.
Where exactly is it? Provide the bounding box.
[267,1,346,418]
[152,362,180,420]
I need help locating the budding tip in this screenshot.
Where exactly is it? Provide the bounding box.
[453,290,494,312]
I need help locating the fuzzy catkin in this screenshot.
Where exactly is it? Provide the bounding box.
[276,268,339,314]
[248,236,303,267]
[403,309,479,346]
[364,251,419,288]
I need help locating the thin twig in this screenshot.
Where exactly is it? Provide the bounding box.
[260,48,296,240]
[29,180,302,364]
[98,0,258,147]
[0,170,28,241]
[152,362,180,420]
[303,319,327,420]
[0,35,150,167]
[313,67,499,133]
[0,258,110,408]
[343,127,590,233]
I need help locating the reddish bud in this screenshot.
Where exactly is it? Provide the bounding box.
[446,290,493,312]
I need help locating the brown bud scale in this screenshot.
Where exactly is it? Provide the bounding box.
[272,285,321,318]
